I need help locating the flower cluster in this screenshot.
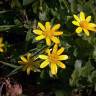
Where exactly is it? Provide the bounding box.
[33,22,68,75]
[18,11,96,75]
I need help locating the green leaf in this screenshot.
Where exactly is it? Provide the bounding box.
[80,61,94,77]
[74,39,93,59]
[93,46,96,59]
[8,66,23,76]
[55,90,68,96]
[74,60,82,70]
[91,71,96,83]
[0,25,16,31]
[0,61,19,68]
[26,29,33,42]
[32,0,40,14]
[40,69,49,79]
[70,0,78,13]
[23,0,33,6]
[11,0,21,8]
[70,69,80,87]
[0,11,8,14]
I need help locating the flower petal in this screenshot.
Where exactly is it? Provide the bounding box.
[33,29,43,35]
[89,27,96,32]
[89,23,96,27]
[52,24,60,30]
[57,47,64,55]
[27,53,31,60]
[0,37,3,43]
[52,44,58,53]
[46,37,51,46]
[58,55,68,60]
[80,11,85,21]
[27,67,31,75]
[0,44,4,47]
[38,22,45,31]
[45,22,51,30]
[51,37,60,44]
[83,29,90,36]
[18,61,26,65]
[39,55,48,59]
[76,27,82,33]
[54,31,63,36]
[57,61,66,69]
[73,15,80,22]
[20,56,28,62]
[35,35,45,40]
[46,49,50,55]
[86,16,91,22]
[0,48,4,52]
[40,60,49,68]
[72,21,80,26]
[50,63,57,75]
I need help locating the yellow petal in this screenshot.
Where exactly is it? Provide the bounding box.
[57,61,66,69]
[80,11,85,21]
[89,27,96,32]
[45,22,51,30]
[54,31,63,36]
[40,60,49,68]
[50,63,57,75]
[18,61,26,65]
[58,55,68,60]
[0,48,4,52]
[86,16,91,22]
[72,21,80,26]
[0,44,4,47]
[38,22,45,31]
[46,49,50,55]
[27,53,31,60]
[0,37,3,43]
[27,67,31,75]
[33,29,43,35]
[51,37,60,44]
[52,24,60,30]
[57,47,64,55]
[35,35,45,40]
[89,23,96,27]
[39,55,48,59]
[46,37,51,46]
[73,15,80,22]
[52,44,58,53]
[76,27,82,33]
[83,29,90,36]
[20,56,28,62]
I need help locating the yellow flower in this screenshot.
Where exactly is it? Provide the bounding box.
[33,22,63,46]
[39,44,68,75]
[72,11,96,36]
[0,37,4,52]
[18,53,40,75]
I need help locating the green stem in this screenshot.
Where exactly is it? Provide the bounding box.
[63,32,76,37]
[32,45,47,57]
[0,61,19,68]
[7,66,23,76]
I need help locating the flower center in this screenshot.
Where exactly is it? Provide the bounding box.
[27,59,33,66]
[80,21,89,29]
[43,29,54,38]
[48,53,58,63]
